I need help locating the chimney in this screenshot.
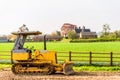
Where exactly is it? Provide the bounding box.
[82,26,85,32]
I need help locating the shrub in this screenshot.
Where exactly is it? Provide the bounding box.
[70,38,120,43]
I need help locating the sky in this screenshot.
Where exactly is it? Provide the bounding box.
[0,0,120,35]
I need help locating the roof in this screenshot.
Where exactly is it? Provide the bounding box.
[12,31,42,35]
[75,28,90,33]
[61,23,77,30]
[33,35,62,39]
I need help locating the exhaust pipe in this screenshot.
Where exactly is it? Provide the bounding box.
[44,35,46,50]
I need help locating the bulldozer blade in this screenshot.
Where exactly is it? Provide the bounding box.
[63,62,74,75]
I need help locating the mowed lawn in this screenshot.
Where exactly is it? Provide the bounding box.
[0,42,120,52]
[1,42,120,71]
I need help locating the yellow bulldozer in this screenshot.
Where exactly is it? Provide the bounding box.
[11,31,74,75]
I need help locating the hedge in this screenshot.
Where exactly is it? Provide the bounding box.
[70,38,120,43]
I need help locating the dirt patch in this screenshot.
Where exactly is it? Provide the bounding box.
[0,69,120,80]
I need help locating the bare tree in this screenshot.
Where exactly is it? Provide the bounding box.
[100,24,111,38]
[103,24,110,35]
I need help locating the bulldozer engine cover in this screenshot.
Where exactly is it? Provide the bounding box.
[12,52,30,60]
[63,62,74,75]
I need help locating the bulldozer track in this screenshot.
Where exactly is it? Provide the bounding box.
[12,63,54,75]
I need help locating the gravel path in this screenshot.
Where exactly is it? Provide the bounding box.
[0,69,120,80]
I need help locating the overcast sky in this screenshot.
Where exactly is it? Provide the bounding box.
[0,0,120,35]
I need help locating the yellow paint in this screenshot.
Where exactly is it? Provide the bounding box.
[34,50,57,64]
[12,49,73,74]
[33,50,64,71]
[12,52,30,60]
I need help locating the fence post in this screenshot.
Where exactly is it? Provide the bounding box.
[110,52,113,66]
[69,51,71,61]
[89,51,92,65]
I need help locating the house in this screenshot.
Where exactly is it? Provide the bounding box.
[61,23,77,37]
[61,23,97,39]
[76,26,97,39]
[75,26,91,38]
[80,32,97,39]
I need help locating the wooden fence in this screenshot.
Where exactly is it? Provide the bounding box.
[0,51,120,66]
[57,51,120,66]
[0,51,11,64]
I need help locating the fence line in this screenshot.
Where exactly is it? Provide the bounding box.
[0,51,120,66]
[57,51,120,66]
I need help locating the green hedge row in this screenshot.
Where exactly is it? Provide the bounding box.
[70,38,120,43]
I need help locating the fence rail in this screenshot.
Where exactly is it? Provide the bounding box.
[57,51,120,66]
[0,51,120,66]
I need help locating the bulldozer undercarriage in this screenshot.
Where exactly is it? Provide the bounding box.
[12,62,74,75]
[12,62,54,75]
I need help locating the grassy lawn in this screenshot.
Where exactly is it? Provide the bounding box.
[31,42,120,52]
[1,42,120,62]
[0,42,120,71]
[0,42,120,52]
[0,64,11,70]
[74,65,120,72]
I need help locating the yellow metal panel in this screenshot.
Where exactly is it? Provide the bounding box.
[12,53,29,60]
[34,50,57,64]
[42,51,56,64]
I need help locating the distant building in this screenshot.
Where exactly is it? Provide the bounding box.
[32,35,62,41]
[61,23,77,37]
[0,37,8,42]
[61,23,97,39]
[80,32,97,39]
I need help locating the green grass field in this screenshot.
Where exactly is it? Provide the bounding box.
[0,42,120,52]
[1,42,120,71]
[1,42,120,63]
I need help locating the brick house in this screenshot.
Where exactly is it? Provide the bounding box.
[61,23,97,39]
[61,23,77,37]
